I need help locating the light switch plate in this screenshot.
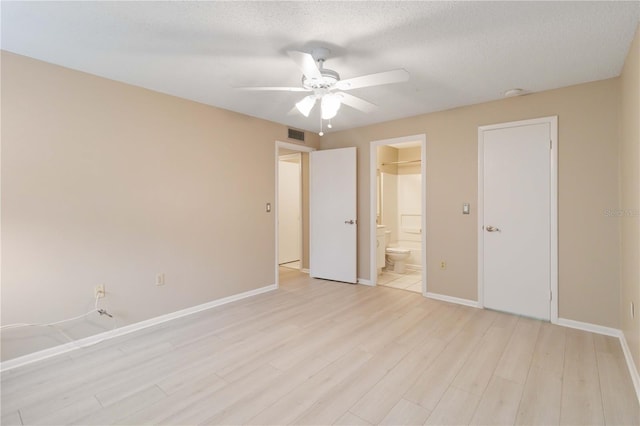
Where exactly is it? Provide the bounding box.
[463,203,470,214]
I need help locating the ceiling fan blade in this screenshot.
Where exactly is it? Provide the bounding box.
[336,69,409,91]
[287,50,322,80]
[235,86,311,92]
[337,92,377,113]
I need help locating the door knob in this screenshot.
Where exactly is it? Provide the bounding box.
[486,225,501,232]
[344,220,355,225]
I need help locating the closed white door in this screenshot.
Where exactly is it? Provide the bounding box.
[278,155,301,264]
[480,118,556,320]
[310,147,357,283]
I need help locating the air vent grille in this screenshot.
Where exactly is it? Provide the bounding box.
[288,128,305,142]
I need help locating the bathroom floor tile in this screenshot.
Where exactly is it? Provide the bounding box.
[377,270,422,294]
[407,282,423,293]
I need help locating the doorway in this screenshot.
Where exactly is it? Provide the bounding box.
[278,153,301,268]
[275,141,314,288]
[370,134,427,295]
[478,116,558,321]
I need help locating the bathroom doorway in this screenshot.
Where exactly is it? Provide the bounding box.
[275,141,314,288]
[370,134,427,295]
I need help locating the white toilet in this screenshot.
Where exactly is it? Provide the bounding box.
[384,231,411,274]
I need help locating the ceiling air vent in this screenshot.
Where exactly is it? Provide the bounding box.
[288,128,305,142]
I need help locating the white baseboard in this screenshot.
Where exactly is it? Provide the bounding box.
[619,331,640,404]
[301,268,310,274]
[357,278,374,286]
[425,292,479,308]
[556,317,620,337]
[0,283,277,372]
[557,317,640,404]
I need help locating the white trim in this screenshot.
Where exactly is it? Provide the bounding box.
[277,152,302,270]
[556,317,620,337]
[620,331,640,404]
[369,134,427,296]
[0,283,277,372]
[358,278,374,286]
[301,268,310,274]
[477,116,558,323]
[275,141,315,288]
[549,117,558,322]
[425,292,480,308]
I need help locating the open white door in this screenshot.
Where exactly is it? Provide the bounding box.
[310,147,357,283]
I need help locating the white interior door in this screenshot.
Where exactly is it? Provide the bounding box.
[278,155,301,265]
[480,118,555,320]
[310,147,357,283]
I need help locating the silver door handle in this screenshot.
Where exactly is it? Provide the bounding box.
[345,220,355,225]
[486,225,501,232]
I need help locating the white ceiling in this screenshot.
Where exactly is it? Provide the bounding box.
[2,1,639,134]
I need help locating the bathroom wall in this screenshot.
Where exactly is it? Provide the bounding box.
[398,146,422,175]
[377,145,399,174]
[381,172,398,242]
[378,145,423,269]
[395,146,422,269]
[377,146,398,230]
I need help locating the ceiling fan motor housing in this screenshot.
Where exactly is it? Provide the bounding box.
[302,68,340,90]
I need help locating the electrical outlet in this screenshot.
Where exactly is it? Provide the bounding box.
[95,284,105,299]
[440,261,446,270]
[631,302,635,319]
[156,273,165,286]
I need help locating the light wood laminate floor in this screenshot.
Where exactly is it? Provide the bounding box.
[1,268,638,425]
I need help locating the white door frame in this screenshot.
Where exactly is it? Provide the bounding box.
[369,134,427,295]
[275,141,315,288]
[477,116,558,323]
[278,152,302,265]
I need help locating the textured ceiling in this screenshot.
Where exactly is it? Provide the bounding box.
[2,1,639,134]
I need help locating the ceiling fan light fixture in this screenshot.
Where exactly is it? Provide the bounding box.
[321,93,342,120]
[295,96,316,117]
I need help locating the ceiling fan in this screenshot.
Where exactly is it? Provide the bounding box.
[237,47,409,127]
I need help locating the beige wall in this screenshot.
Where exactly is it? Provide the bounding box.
[1,37,634,362]
[0,51,319,361]
[620,25,640,373]
[322,78,621,327]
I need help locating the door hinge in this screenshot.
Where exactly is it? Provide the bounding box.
[549,290,553,301]
[550,140,552,149]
